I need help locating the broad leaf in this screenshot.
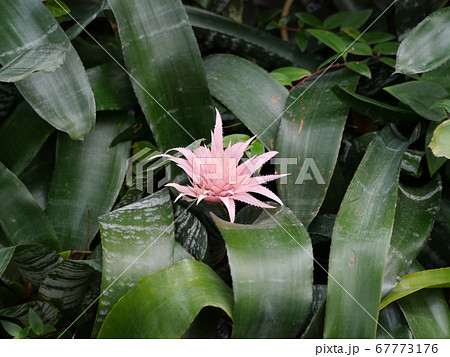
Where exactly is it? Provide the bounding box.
[87,62,137,112]
[0,0,95,140]
[0,44,66,82]
[0,246,15,277]
[397,262,450,338]
[108,0,214,151]
[384,81,448,121]
[214,206,313,338]
[276,69,358,227]
[396,8,450,74]
[98,259,233,338]
[332,85,419,124]
[324,126,414,338]
[381,268,450,309]
[382,176,442,297]
[204,54,288,150]
[186,6,317,69]
[0,163,59,250]
[38,261,95,311]
[93,189,175,336]
[47,112,132,250]
[0,102,54,175]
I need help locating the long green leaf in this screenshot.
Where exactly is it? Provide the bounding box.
[382,175,442,297]
[384,81,448,121]
[87,62,137,112]
[108,0,214,151]
[0,163,60,250]
[98,259,233,338]
[0,102,54,175]
[47,111,132,250]
[381,268,450,309]
[0,301,60,326]
[0,246,15,277]
[0,0,95,140]
[324,126,413,338]
[93,189,175,336]
[214,206,313,338]
[186,6,317,69]
[0,44,66,82]
[397,262,450,338]
[38,261,95,311]
[204,54,288,150]
[276,69,359,227]
[11,244,62,288]
[376,303,412,339]
[331,85,420,124]
[396,7,450,74]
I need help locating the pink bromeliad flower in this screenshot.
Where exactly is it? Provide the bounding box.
[161,109,286,222]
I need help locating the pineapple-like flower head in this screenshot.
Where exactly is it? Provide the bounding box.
[161,109,286,222]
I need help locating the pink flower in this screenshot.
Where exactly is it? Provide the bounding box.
[161,109,286,222]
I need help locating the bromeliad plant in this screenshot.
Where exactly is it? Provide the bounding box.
[0,0,450,339]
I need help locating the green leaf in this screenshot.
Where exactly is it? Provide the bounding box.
[174,204,208,261]
[271,67,311,82]
[401,149,424,178]
[384,81,448,121]
[373,42,399,55]
[0,102,54,176]
[396,8,450,74]
[0,163,60,250]
[108,0,214,151]
[38,261,95,311]
[0,0,95,140]
[213,206,313,338]
[397,262,450,338]
[421,61,450,93]
[324,126,414,338]
[323,10,372,30]
[331,85,420,124]
[379,56,396,67]
[93,189,175,336]
[429,119,450,159]
[382,176,442,297]
[98,259,233,338]
[46,112,133,250]
[28,308,44,336]
[1,320,21,337]
[270,72,291,86]
[65,0,107,40]
[361,31,396,44]
[296,32,308,52]
[307,29,347,53]
[376,304,412,339]
[186,6,318,69]
[381,268,450,309]
[0,246,15,277]
[0,44,66,82]
[295,12,321,27]
[0,301,60,326]
[12,244,62,288]
[46,0,70,18]
[430,99,450,112]
[345,62,371,78]
[348,42,372,56]
[276,69,359,227]
[425,121,447,175]
[204,54,288,150]
[87,63,137,112]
